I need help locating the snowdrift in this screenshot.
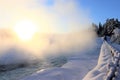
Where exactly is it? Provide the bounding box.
[83,41,120,80]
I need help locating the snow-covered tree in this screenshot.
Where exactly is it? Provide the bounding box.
[111,28,120,44]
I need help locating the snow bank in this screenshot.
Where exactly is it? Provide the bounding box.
[83,41,111,80]
[83,41,120,80]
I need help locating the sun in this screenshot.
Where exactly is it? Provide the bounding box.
[13,20,38,41]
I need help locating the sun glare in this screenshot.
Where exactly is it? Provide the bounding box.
[13,20,38,41]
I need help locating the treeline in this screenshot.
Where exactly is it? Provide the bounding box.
[92,18,120,37]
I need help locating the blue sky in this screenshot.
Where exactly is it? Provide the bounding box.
[44,0,120,24]
[78,0,120,24]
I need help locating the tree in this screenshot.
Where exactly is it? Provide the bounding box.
[97,18,120,36]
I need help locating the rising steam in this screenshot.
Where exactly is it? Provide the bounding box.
[0,0,96,65]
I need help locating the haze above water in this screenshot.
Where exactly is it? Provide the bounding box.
[0,0,96,66]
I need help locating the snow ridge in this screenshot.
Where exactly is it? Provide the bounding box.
[104,41,120,80]
[83,41,120,80]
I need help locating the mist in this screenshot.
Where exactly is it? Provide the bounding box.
[0,0,96,65]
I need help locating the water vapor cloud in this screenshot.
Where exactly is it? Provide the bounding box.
[0,0,96,65]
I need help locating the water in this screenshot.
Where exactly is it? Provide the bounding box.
[0,56,67,80]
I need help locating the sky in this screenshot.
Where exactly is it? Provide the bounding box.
[79,0,120,24]
[0,0,91,33]
[0,0,120,32]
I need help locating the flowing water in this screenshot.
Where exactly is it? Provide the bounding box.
[0,56,67,80]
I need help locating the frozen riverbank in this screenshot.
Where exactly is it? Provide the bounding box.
[21,38,102,80]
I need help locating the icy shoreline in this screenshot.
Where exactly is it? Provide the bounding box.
[21,38,120,80]
[21,38,102,80]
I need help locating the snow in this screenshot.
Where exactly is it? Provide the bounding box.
[113,28,120,36]
[83,41,120,80]
[110,28,120,43]
[1,37,118,80]
[20,38,120,80]
[20,38,102,80]
[83,41,112,80]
